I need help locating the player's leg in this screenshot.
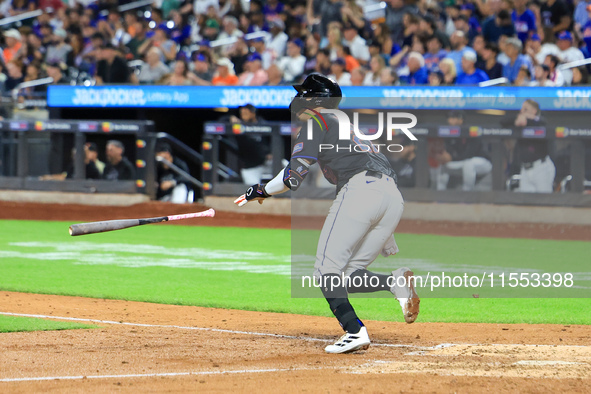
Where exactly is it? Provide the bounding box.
[313,183,375,352]
[456,158,489,191]
[344,182,419,323]
[531,157,556,193]
[170,183,189,204]
[517,166,536,192]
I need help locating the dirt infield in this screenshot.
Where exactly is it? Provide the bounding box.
[0,292,590,393]
[1,200,590,392]
[1,200,590,240]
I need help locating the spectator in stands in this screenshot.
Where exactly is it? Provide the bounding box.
[540,0,572,35]
[385,0,418,46]
[430,111,493,191]
[544,54,565,86]
[266,19,288,58]
[165,60,192,85]
[18,63,45,99]
[525,33,559,66]
[571,66,589,85]
[155,143,191,204]
[218,15,243,42]
[482,9,515,43]
[189,52,214,84]
[250,37,274,70]
[530,64,555,86]
[265,64,285,85]
[446,31,476,72]
[512,0,537,44]
[456,51,489,85]
[46,28,71,65]
[476,42,503,80]
[212,57,239,86]
[379,67,398,86]
[132,47,169,84]
[46,62,69,85]
[95,43,129,84]
[169,10,192,46]
[574,0,591,28]
[238,52,268,86]
[329,57,352,86]
[502,37,533,83]
[315,48,332,75]
[5,60,23,91]
[350,67,367,86]
[138,26,177,63]
[126,20,148,59]
[514,64,533,86]
[228,37,250,75]
[276,39,306,83]
[335,45,361,72]
[2,29,23,63]
[363,55,386,86]
[428,69,444,86]
[342,22,370,64]
[556,30,584,84]
[103,140,135,181]
[472,35,486,62]
[424,35,447,72]
[372,22,394,58]
[400,52,428,85]
[303,34,320,75]
[439,58,457,84]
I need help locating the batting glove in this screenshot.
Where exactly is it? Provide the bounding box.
[234,184,271,207]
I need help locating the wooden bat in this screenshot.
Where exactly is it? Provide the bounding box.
[68,208,215,236]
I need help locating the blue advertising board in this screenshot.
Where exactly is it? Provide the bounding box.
[47,85,591,111]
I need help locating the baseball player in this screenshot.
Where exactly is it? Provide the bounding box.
[234,73,419,354]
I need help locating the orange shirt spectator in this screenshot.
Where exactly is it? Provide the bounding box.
[3,29,23,63]
[212,58,239,86]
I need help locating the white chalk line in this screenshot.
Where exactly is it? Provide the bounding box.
[0,312,434,350]
[0,367,327,383]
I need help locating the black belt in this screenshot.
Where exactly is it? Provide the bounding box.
[523,156,546,169]
[365,170,383,179]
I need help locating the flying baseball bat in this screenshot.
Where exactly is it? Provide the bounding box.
[68,208,215,236]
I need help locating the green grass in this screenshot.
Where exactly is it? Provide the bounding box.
[0,315,96,333]
[0,219,589,325]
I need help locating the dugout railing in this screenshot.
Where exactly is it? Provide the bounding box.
[0,119,158,198]
[202,121,591,207]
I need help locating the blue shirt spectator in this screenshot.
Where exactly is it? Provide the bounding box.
[447,31,476,72]
[482,10,516,43]
[456,69,490,85]
[502,38,533,82]
[512,3,536,43]
[574,1,591,27]
[399,52,429,85]
[456,51,489,85]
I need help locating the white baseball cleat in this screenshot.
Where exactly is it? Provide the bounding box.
[325,327,370,354]
[391,267,420,324]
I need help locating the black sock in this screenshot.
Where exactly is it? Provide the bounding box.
[320,274,364,333]
[347,269,391,293]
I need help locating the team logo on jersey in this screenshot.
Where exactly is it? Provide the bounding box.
[292,142,304,154]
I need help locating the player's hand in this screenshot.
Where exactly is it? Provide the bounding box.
[234,184,270,207]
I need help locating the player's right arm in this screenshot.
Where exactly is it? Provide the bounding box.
[234,120,323,206]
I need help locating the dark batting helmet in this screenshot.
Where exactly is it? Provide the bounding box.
[289,73,342,115]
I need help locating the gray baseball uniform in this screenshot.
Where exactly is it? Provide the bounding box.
[289,113,404,279]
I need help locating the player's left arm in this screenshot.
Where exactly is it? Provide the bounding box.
[235,119,323,207]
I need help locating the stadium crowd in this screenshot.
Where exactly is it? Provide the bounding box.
[0,0,590,94]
